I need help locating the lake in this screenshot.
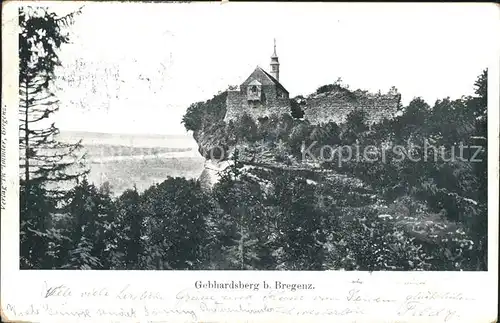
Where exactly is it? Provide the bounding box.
[55,131,205,195]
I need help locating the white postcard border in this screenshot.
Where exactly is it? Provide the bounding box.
[1,2,499,323]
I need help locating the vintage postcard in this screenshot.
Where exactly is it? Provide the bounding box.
[1,1,499,322]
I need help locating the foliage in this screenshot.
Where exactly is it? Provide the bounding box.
[20,181,53,268]
[269,171,326,270]
[62,179,119,269]
[321,70,488,270]
[315,79,357,102]
[139,177,216,269]
[290,96,305,119]
[212,152,271,269]
[182,91,228,132]
[235,113,259,142]
[342,109,369,144]
[325,207,432,271]
[115,186,143,269]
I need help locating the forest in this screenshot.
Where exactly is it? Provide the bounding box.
[19,7,488,271]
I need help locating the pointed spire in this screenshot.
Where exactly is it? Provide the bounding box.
[269,38,280,81]
[272,38,277,58]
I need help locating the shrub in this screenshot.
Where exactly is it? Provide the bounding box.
[182,92,228,132]
[325,207,432,271]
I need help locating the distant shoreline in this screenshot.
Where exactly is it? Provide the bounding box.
[57,130,193,139]
[56,130,199,149]
[88,152,201,163]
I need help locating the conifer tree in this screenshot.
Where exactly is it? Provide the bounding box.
[19,6,86,197]
[213,151,270,269]
[19,6,85,268]
[116,186,144,269]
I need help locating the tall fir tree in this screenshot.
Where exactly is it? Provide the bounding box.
[115,186,144,269]
[19,6,86,268]
[19,6,86,195]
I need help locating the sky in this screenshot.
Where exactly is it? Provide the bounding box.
[42,2,499,135]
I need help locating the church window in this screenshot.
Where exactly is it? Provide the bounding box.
[247,80,262,101]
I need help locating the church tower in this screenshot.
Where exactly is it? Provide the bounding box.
[270,38,280,81]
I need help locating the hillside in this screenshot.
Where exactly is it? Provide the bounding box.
[182,74,488,271]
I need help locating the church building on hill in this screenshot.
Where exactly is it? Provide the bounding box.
[224,40,401,125]
[224,39,292,122]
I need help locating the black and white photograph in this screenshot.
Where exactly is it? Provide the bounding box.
[12,2,492,273]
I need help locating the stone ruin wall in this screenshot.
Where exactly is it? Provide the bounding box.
[304,93,401,125]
